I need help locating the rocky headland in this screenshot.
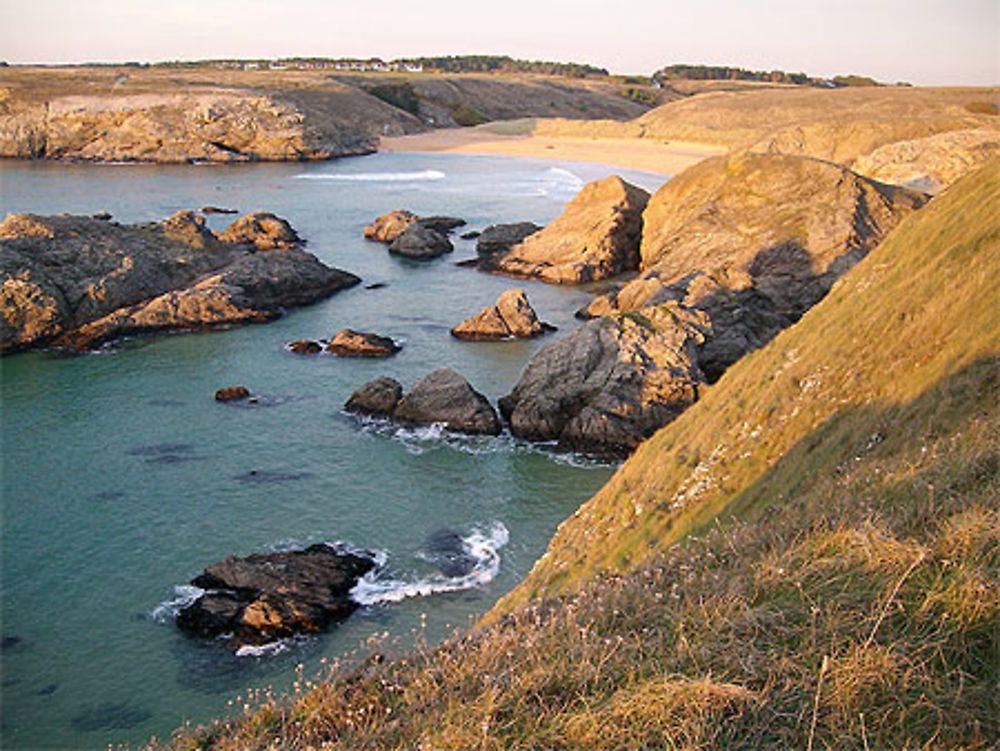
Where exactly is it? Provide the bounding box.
[0,211,360,352]
[500,153,927,457]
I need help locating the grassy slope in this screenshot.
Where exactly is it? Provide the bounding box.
[165,161,999,749]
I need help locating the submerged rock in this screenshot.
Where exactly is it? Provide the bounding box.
[325,329,401,357]
[175,544,377,650]
[451,288,554,340]
[388,225,454,260]
[485,176,650,284]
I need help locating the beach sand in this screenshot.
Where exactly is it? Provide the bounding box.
[379,126,726,176]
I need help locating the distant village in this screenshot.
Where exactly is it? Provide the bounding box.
[216,58,424,73]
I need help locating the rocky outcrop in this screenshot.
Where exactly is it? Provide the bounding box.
[388,225,453,260]
[498,307,706,457]
[217,211,302,250]
[475,223,542,265]
[345,369,501,435]
[345,376,404,416]
[364,210,418,243]
[175,544,377,650]
[325,329,401,357]
[502,153,928,457]
[485,177,650,284]
[287,339,322,354]
[365,211,466,244]
[0,211,360,353]
[580,154,927,378]
[451,289,554,340]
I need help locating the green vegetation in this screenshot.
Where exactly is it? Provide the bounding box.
[361,82,421,117]
[398,55,608,78]
[654,64,895,88]
[449,103,490,127]
[160,160,999,750]
[619,86,659,106]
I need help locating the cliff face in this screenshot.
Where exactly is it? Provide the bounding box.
[0,67,652,163]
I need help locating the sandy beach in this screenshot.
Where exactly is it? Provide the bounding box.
[379,125,726,176]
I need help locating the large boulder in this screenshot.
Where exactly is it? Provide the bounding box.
[487,176,650,284]
[345,369,501,435]
[218,211,302,250]
[0,212,360,352]
[395,369,502,435]
[388,225,454,260]
[175,544,377,650]
[325,329,401,357]
[344,376,404,417]
[451,288,554,340]
[475,222,542,265]
[499,308,706,457]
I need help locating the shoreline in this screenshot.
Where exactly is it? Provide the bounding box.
[379,128,726,176]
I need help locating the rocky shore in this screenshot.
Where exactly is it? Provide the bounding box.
[0,210,360,352]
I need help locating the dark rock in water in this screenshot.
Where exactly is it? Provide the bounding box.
[144,453,206,465]
[475,222,542,267]
[201,206,238,215]
[365,282,387,290]
[70,701,153,731]
[424,530,476,577]
[176,544,377,650]
[1,635,23,652]
[215,385,250,402]
[92,211,112,221]
[454,258,480,268]
[388,225,453,260]
[287,339,322,355]
[344,376,403,418]
[326,329,401,357]
[394,368,501,435]
[38,683,58,695]
[460,230,481,240]
[417,216,466,234]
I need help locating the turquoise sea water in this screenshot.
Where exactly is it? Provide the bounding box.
[0,153,668,749]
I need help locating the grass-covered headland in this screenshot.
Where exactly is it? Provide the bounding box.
[161,161,999,750]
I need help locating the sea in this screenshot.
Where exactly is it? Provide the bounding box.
[0,151,668,749]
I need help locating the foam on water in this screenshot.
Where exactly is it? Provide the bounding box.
[151,585,205,623]
[295,169,446,182]
[351,522,510,606]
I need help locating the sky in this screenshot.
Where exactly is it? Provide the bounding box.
[1,0,997,85]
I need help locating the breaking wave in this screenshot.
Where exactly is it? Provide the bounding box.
[351,522,509,606]
[295,169,446,182]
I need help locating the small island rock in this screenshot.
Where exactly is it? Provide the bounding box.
[388,225,453,260]
[175,544,377,650]
[325,329,401,357]
[287,339,322,354]
[215,385,251,402]
[364,210,417,243]
[451,289,554,340]
[394,368,501,435]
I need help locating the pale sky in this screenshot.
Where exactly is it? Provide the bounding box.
[1,0,997,85]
